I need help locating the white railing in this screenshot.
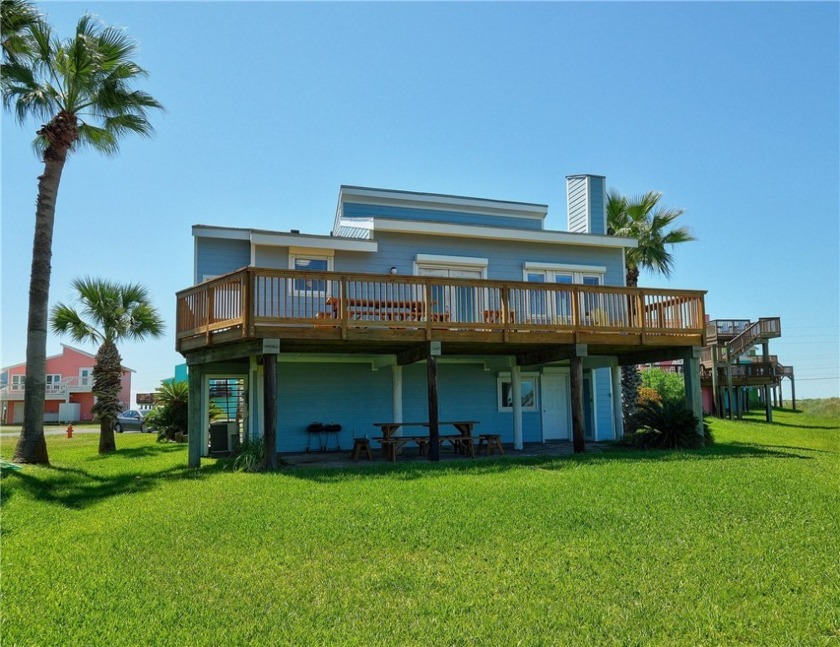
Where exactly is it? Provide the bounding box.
[0,376,93,398]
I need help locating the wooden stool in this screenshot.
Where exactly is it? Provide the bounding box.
[478,434,504,456]
[351,438,372,461]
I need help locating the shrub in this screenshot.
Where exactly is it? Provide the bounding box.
[151,380,189,442]
[637,386,662,407]
[150,380,225,442]
[232,437,265,472]
[624,400,711,449]
[640,367,685,404]
[621,365,642,430]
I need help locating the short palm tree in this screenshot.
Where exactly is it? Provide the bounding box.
[607,190,695,426]
[149,380,189,442]
[3,12,163,463]
[50,278,164,454]
[607,190,695,287]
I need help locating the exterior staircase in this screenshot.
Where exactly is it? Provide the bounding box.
[726,317,781,360]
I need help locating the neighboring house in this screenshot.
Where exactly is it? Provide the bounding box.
[700,317,795,419]
[0,344,133,424]
[643,316,795,420]
[176,174,708,465]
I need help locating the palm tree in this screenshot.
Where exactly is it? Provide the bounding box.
[607,190,695,287]
[50,278,164,454]
[607,190,695,426]
[1,0,39,63]
[3,13,163,463]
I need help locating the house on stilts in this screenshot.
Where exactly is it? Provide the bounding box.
[175,174,707,465]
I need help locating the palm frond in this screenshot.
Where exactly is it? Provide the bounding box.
[76,122,119,155]
[53,276,164,346]
[49,302,102,344]
[1,0,41,63]
[606,187,695,281]
[3,10,162,154]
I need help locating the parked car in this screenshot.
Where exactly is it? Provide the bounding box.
[114,410,147,433]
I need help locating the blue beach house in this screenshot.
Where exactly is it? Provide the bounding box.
[176,175,707,465]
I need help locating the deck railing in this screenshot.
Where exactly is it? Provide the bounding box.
[706,319,752,344]
[176,268,706,349]
[0,376,91,398]
[701,362,777,381]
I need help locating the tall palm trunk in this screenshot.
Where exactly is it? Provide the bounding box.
[14,111,77,464]
[92,339,123,454]
[620,264,642,430]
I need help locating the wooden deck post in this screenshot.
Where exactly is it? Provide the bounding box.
[710,346,720,417]
[427,343,440,462]
[392,364,403,427]
[262,340,279,470]
[611,364,623,439]
[726,363,735,420]
[762,341,773,423]
[187,365,203,468]
[511,364,523,450]
[791,374,797,411]
[682,347,704,438]
[570,356,585,453]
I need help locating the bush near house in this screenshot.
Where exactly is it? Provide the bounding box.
[145,380,188,442]
[640,367,685,404]
[636,386,662,407]
[146,380,225,442]
[624,399,714,449]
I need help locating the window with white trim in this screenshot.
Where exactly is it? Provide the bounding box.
[497,373,538,412]
[289,254,333,296]
[523,263,605,325]
[46,374,62,394]
[11,374,25,391]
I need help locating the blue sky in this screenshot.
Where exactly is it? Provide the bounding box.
[2,1,838,400]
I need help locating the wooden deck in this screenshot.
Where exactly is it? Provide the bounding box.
[176,268,706,358]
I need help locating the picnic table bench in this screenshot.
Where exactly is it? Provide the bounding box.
[372,421,478,462]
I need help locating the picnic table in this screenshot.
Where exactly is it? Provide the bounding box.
[372,420,478,462]
[323,297,451,323]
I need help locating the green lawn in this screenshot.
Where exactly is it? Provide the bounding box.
[2,409,838,646]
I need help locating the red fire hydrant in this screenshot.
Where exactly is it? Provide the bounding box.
[66,424,74,439]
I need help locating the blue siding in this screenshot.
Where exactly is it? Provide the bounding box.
[588,177,607,236]
[271,361,542,452]
[343,202,543,231]
[196,238,250,281]
[248,233,624,286]
[275,362,393,452]
[333,232,625,286]
[253,245,289,269]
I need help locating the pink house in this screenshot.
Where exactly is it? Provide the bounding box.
[1,344,133,424]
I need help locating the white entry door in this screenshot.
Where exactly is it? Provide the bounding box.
[541,373,569,440]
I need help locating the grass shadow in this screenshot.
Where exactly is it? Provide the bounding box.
[742,419,838,431]
[738,412,838,430]
[278,440,814,484]
[1,453,229,512]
